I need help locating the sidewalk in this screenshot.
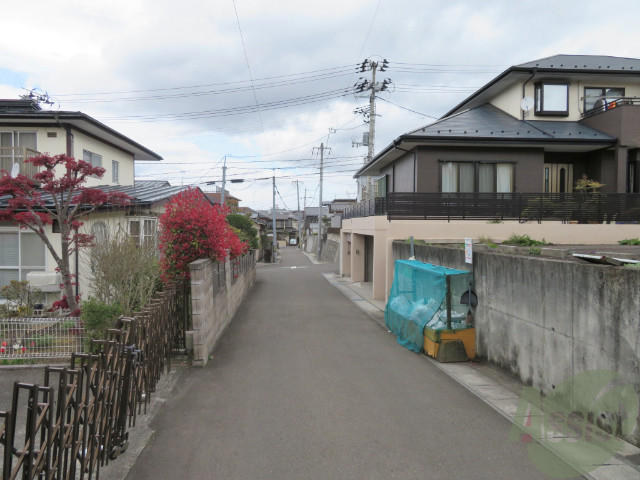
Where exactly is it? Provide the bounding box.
[323,272,640,480]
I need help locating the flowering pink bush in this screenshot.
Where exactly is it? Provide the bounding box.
[158,188,248,282]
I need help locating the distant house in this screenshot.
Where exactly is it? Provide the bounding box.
[204,186,241,212]
[303,206,329,235]
[342,55,640,301]
[256,210,299,244]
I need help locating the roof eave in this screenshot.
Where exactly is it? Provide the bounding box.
[0,111,163,161]
[354,134,616,178]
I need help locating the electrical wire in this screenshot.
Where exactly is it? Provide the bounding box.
[100,88,350,122]
[377,97,439,119]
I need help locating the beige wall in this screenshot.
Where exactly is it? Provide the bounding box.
[70,130,135,186]
[341,216,640,301]
[3,126,135,187]
[488,76,640,121]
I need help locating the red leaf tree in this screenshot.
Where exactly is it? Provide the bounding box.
[0,154,130,313]
[159,188,248,282]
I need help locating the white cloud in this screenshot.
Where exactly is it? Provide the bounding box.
[2,0,640,208]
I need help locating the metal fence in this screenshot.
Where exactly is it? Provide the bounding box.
[0,318,83,360]
[0,281,188,480]
[341,192,640,223]
[386,192,640,223]
[212,261,226,294]
[231,252,256,285]
[342,197,387,219]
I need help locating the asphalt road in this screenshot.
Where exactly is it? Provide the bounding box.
[124,246,577,479]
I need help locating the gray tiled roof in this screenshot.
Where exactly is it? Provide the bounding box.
[98,181,197,205]
[0,180,203,210]
[408,105,616,141]
[517,55,640,71]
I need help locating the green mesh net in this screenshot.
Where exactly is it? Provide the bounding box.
[385,260,474,353]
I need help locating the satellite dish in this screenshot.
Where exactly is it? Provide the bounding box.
[10,163,20,178]
[520,97,534,113]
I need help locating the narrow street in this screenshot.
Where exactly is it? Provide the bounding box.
[124,247,575,479]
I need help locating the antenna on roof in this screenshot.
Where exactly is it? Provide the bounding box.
[20,88,57,110]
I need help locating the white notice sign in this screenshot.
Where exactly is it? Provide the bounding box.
[465,238,473,264]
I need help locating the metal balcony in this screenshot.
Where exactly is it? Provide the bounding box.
[0,147,40,180]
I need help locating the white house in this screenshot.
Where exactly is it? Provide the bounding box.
[0,98,163,305]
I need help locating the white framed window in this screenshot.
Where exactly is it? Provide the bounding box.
[535,82,569,116]
[90,221,109,244]
[112,160,119,183]
[83,149,102,168]
[0,230,46,291]
[1,131,37,172]
[441,162,514,193]
[128,217,157,246]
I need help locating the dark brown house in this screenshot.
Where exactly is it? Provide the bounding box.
[356,55,640,200]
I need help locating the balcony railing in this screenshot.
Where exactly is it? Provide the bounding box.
[342,192,640,223]
[582,96,640,118]
[0,146,40,179]
[342,197,387,219]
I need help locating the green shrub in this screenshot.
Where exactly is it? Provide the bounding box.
[227,213,260,250]
[81,298,123,353]
[503,234,548,247]
[33,334,54,348]
[618,238,640,246]
[528,247,542,256]
[85,229,160,316]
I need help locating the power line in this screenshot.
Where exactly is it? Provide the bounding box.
[232,0,265,140]
[100,88,350,122]
[377,97,439,119]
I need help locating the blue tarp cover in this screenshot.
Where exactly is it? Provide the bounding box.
[384,260,471,353]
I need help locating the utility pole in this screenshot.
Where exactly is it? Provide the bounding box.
[354,58,390,200]
[272,171,277,263]
[292,180,302,247]
[221,155,227,206]
[313,143,330,259]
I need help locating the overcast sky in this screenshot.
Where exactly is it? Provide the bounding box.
[2,0,640,211]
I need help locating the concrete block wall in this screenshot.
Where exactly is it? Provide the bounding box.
[320,239,340,263]
[393,241,640,444]
[188,255,256,367]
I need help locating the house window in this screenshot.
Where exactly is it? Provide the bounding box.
[128,218,157,246]
[0,231,46,291]
[1,131,37,172]
[375,175,387,198]
[535,82,569,116]
[441,162,514,193]
[584,87,625,112]
[83,149,102,168]
[91,221,109,244]
[112,160,119,183]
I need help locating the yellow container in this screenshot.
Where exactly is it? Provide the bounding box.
[423,326,476,360]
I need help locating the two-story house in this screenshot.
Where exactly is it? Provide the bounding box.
[342,55,640,301]
[0,98,164,305]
